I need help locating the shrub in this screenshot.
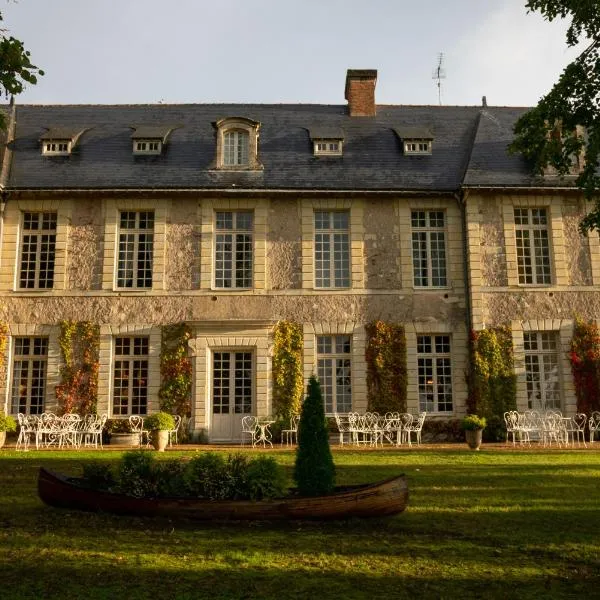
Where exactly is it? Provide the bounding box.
[80,462,115,490]
[422,418,463,443]
[244,456,287,500]
[461,414,487,431]
[483,414,505,442]
[144,412,175,431]
[0,412,17,433]
[117,451,157,497]
[294,375,335,496]
[185,453,231,499]
[154,459,189,497]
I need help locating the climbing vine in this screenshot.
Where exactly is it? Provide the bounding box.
[0,322,8,388]
[365,321,407,413]
[569,318,600,415]
[468,327,516,431]
[158,323,192,416]
[55,321,100,415]
[272,320,304,420]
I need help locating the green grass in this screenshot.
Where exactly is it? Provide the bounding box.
[1,446,600,599]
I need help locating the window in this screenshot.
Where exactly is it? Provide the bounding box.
[213,351,253,415]
[524,332,561,410]
[117,211,154,288]
[314,139,343,156]
[315,211,350,288]
[42,140,71,155]
[10,337,48,415]
[317,335,352,413]
[215,211,253,288]
[112,336,149,416]
[417,335,452,413]
[411,210,447,287]
[133,139,161,155]
[404,139,432,155]
[514,208,552,285]
[223,130,249,166]
[19,212,57,289]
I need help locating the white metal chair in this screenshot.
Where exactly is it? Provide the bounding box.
[16,413,36,451]
[589,411,600,443]
[128,415,149,447]
[168,415,182,446]
[281,414,299,446]
[563,413,587,447]
[241,415,258,447]
[334,413,351,445]
[406,412,426,446]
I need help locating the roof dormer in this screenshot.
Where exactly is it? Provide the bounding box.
[212,117,262,170]
[309,127,344,157]
[131,125,178,155]
[394,127,434,156]
[40,127,87,156]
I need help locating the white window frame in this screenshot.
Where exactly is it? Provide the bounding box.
[417,334,453,414]
[18,211,57,290]
[112,336,149,416]
[116,211,154,289]
[317,335,352,414]
[214,211,254,289]
[523,331,561,410]
[10,336,49,415]
[223,130,249,166]
[212,350,254,415]
[411,210,448,288]
[514,207,552,285]
[314,210,350,289]
[133,139,162,155]
[42,140,71,156]
[404,139,432,155]
[313,139,343,156]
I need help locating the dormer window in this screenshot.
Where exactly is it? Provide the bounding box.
[394,127,434,156]
[309,127,344,157]
[131,125,178,156]
[213,117,262,170]
[40,127,87,156]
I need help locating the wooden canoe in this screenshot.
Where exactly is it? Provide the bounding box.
[38,467,408,520]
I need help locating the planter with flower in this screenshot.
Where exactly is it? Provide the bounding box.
[144,412,175,452]
[461,414,487,450]
[0,411,17,449]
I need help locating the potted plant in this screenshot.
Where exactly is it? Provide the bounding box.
[144,412,175,452]
[461,414,487,450]
[104,418,139,447]
[0,411,17,450]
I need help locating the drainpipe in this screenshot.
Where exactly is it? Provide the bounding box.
[455,189,473,335]
[0,97,17,271]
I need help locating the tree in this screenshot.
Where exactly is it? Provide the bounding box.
[0,10,44,129]
[509,1,600,232]
[293,375,335,496]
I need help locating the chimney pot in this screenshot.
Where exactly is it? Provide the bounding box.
[345,69,377,117]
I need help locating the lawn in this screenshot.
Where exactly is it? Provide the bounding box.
[1,446,599,599]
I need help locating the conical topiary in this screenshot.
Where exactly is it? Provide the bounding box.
[293,375,335,496]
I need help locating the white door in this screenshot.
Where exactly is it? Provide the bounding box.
[211,351,253,442]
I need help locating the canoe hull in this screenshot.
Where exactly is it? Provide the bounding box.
[38,467,408,520]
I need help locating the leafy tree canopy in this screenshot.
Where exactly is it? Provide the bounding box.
[509,1,600,232]
[0,10,44,129]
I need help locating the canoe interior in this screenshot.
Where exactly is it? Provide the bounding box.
[37,467,408,521]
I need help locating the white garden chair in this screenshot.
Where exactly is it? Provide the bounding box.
[406,412,426,446]
[334,413,351,445]
[281,414,300,446]
[589,411,600,443]
[168,415,182,446]
[241,415,258,447]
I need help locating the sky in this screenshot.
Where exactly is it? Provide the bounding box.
[1,0,586,107]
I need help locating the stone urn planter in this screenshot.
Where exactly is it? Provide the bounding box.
[151,430,170,452]
[461,415,487,451]
[144,412,175,452]
[0,412,17,450]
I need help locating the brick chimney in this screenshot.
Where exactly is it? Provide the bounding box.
[345,69,377,117]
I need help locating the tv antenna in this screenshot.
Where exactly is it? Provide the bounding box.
[432,53,446,105]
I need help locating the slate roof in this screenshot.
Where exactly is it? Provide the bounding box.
[3,103,579,192]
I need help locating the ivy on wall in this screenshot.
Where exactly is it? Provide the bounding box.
[569,318,600,414]
[468,327,516,427]
[0,322,8,387]
[272,320,304,420]
[158,323,192,416]
[55,321,100,415]
[365,321,407,414]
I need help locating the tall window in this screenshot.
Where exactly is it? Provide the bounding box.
[317,335,352,413]
[412,210,447,287]
[213,351,253,415]
[223,130,249,166]
[19,212,57,289]
[524,332,561,410]
[215,211,253,288]
[417,335,452,413]
[315,211,350,288]
[10,337,48,415]
[514,208,552,285]
[112,337,149,416]
[117,211,154,288]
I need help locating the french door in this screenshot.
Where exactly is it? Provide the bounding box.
[211,351,253,442]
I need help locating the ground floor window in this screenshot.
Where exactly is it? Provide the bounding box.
[10,337,48,414]
[317,335,352,413]
[112,336,149,415]
[524,331,561,410]
[212,351,253,415]
[417,335,452,413]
